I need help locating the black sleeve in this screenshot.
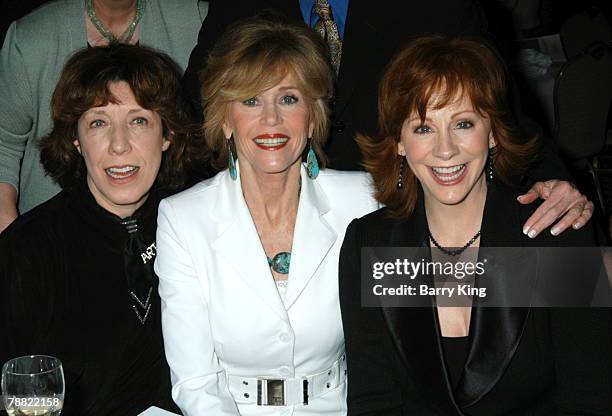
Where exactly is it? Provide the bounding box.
[513,93,572,185]
[527,135,573,184]
[0,224,58,365]
[339,220,403,415]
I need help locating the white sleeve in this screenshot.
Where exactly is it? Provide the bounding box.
[155,199,239,416]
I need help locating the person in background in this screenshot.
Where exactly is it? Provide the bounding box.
[182,0,594,240]
[0,44,202,415]
[340,35,612,415]
[0,0,208,232]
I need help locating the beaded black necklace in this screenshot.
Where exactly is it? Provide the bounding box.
[428,230,481,257]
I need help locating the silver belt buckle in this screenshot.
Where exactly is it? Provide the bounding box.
[257,378,285,406]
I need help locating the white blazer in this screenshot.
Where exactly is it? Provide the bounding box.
[155,166,378,416]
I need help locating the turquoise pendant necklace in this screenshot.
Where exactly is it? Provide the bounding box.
[267,252,291,274]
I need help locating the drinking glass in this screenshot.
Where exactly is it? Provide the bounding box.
[1,355,64,415]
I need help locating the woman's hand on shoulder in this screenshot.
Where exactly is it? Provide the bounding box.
[517,180,593,238]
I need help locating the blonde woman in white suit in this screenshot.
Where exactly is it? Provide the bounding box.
[154,16,377,415]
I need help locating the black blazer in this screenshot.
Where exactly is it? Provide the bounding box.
[183,0,487,171]
[339,183,612,415]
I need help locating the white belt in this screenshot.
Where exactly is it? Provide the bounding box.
[227,354,347,406]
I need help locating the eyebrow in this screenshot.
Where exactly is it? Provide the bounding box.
[277,85,298,91]
[407,109,476,123]
[86,108,145,116]
[451,110,477,118]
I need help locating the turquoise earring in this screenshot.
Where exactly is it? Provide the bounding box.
[227,139,237,181]
[305,144,319,179]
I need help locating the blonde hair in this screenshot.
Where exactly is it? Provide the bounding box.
[200,15,335,170]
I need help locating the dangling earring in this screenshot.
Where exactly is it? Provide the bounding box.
[397,157,405,189]
[305,141,319,179]
[227,138,237,181]
[487,148,494,182]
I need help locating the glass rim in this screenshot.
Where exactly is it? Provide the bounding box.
[1,355,63,376]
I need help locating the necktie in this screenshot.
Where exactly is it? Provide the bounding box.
[314,0,342,74]
[122,217,155,325]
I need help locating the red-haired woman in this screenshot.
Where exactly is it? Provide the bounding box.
[339,35,612,415]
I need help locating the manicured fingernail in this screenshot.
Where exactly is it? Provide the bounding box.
[517,195,523,201]
[573,222,581,229]
[550,227,559,236]
[523,226,530,235]
[528,229,537,238]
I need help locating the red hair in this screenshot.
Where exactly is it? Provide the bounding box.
[358,35,537,219]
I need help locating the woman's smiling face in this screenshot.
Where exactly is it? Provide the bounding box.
[75,81,169,218]
[222,72,313,177]
[398,92,496,207]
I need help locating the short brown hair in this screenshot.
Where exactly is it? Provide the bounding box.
[40,44,202,190]
[358,35,537,219]
[200,14,335,170]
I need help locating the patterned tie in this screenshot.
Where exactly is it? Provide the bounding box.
[314,0,343,74]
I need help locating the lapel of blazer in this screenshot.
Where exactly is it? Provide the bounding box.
[211,167,289,322]
[283,167,337,309]
[271,0,303,20]
[379,197,462,414]
[454,183,531,408]
[379,184,533,412]
[255,0,303,23]
[334,1,378,118]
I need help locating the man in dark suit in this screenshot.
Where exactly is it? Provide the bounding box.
[183,0,594,238]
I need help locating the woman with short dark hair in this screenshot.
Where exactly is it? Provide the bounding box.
[0,44,200,415]
[40,44,199,191]
[0,0,206,232]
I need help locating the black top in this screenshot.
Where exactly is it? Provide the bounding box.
[339,182,612,415]
[441,336,469,389]
[0,183,178,416]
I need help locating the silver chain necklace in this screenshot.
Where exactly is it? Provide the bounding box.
[86,0,146,44]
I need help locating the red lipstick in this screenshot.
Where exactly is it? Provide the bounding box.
[252,133,289,151]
